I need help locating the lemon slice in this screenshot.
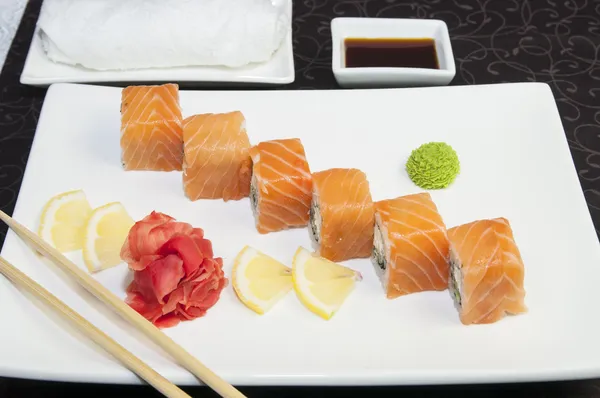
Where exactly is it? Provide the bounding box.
[232,246,293,315]
[82,202,135,273]
[38,189,92,252]
[292,246,362,320]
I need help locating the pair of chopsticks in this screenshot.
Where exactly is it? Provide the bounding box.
[0,210,247,398]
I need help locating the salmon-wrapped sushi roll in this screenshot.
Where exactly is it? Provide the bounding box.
[309,168,374,262]
[372,192,450,299]
[249,138,313,234]
[183,111,252,201]
[120,84,183,171]
[448,217,527,325]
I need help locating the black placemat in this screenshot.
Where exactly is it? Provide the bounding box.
[1,0,599,397]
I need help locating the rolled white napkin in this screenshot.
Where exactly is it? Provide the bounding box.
[37,0,289,70]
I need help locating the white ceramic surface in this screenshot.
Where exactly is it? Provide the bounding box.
[19,0,294,87]
[1,82,600,387]
[331,18,455,88]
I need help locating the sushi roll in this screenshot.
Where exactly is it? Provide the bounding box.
[309,168,374,262]
[249,138,313,233]
[182,111,252,201]
[120,84,184,171]
[372,193,450,299]
[447,217,527,325]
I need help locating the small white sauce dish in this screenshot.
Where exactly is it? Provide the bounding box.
[331,17,455,88]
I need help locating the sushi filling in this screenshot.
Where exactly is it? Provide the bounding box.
[309,200,321,244]
[449,249,462,308]
[372,222,386,271]
[250,176,259,212]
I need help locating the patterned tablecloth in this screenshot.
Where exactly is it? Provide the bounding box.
[1,0,599,397]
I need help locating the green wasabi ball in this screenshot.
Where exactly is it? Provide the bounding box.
[405,142,460,189]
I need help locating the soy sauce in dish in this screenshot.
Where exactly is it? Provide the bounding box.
[344,38,439,69]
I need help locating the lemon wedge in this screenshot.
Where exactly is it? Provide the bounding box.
[38,189,92,252]
[232,246,293,315]
[82,202,135,273]
[292,246,362,320]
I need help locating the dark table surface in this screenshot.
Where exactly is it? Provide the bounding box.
[1,0,600,397]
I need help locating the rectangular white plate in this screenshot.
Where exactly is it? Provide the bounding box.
[20,0,294,87]
[2,82,600,386]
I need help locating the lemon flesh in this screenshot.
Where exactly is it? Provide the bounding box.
[232,246,292,315]
[38,190,92,252]
[82,202,135,273]
[292,246,361,320]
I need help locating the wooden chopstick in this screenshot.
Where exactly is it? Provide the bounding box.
[0,210,247,398]
[0,255,191,398]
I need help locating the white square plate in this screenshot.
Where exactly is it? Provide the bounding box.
[19,0,294,87]
[1,82,600,386]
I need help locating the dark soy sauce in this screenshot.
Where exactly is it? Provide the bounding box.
[344,38,439,69]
